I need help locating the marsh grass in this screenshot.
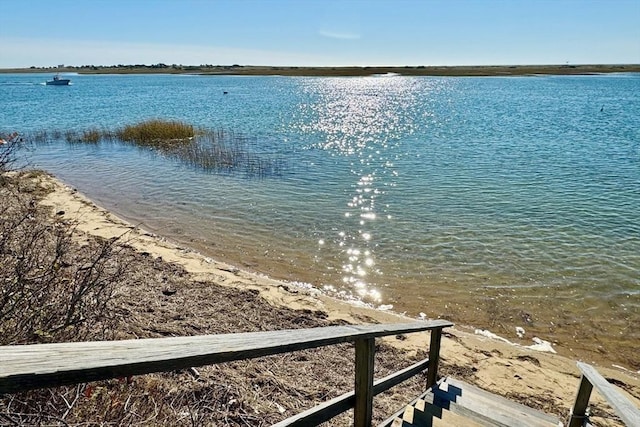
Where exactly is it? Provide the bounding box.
[116,119,195,145]
[23,120,287,177]
[165,131,286,177]
[81,128,102,144]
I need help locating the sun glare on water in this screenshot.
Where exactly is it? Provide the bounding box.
[292,76,439,304]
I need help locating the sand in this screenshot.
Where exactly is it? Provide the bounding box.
[37,173,640,426]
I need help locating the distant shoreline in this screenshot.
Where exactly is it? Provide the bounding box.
[2,64,639,77]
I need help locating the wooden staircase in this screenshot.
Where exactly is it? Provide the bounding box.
[387,377,561,427]
[3,322,637,427]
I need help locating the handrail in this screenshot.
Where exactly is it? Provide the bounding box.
[0,320,453,427]
[568,362,640,427]
[274,355,433,426]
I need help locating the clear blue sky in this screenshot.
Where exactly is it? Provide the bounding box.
[1,0,638,68]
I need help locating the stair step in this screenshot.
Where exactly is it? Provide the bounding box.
[435,377,560,427]
[392,377,561,427]
[391,402,486,427]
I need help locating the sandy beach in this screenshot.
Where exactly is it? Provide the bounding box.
[20,171,637,426]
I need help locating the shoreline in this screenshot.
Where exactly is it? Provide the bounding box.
[2,64,640,77]
[63,173,639,374]
[33,171,640,424]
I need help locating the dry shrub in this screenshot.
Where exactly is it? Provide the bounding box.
[0,176,131,344]
[0,132,21,178]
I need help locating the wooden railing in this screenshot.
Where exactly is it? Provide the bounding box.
[0,320,453,426]
[568,362,640,427]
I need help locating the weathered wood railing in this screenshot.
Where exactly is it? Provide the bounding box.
[568,362,640,427]
[0,320,453,426]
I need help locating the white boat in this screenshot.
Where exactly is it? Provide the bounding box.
[46,74,71,85]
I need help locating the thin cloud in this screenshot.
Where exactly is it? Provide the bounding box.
[319,30,361,40]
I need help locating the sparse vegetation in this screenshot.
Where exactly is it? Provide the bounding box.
[162,130,287,176]
[22,120,286,177]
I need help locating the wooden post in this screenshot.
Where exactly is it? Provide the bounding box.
[574,362,640,426]
[354,338,375,427]
[568,375,593,427]
[426,328,443,388]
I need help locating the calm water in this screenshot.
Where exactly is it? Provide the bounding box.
[2,72,639,367]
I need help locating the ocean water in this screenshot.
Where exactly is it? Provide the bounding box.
[2,72,639,367]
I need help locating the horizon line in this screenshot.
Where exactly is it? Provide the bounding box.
[2,63,640,70]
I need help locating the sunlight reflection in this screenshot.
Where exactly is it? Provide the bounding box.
[292,76,430,304]
[294,76,422,156]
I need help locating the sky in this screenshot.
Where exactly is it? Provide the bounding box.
[0,0,638,68]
